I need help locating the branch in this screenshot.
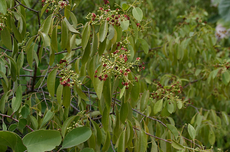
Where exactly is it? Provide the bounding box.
[15,0,41,27]
[133,127,171,143]
[114,99,167,127]
[0,113,34,131]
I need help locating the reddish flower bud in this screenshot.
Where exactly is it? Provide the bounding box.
[124,72,128,76]
[106,17,110,21]
[103,63,107,67]
[92,13,96,18]
[94,75,97,78]
[46,9,48,13]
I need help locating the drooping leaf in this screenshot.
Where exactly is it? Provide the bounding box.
[99,20,108,42]
[1,27,12,50]
[63,86,71,108]
[12,85,22,112]
[61,20,69,49]
[188,124,196,140]
[81,22,91,50]
[47,68,57,97]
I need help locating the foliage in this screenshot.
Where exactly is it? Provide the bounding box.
[0,0,230,152]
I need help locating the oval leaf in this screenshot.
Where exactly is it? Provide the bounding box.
[23,130,62,152]
[62,127,92,149]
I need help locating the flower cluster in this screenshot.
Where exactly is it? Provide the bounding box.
[87,5,132,27]
[95,42,140,89]
[103,0,109,5]
[151,81,183,101]
[58,59,81,88]
[41,0,68,13]
[0,23,5,31]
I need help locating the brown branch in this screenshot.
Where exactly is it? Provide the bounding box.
[0,113,34,131]
[133,127,172,143]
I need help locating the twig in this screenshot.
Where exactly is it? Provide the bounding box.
[0,113,34,131]
[133,127,171,143]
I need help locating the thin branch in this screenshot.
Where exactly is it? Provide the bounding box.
[133,127,171,143]
[15,0,41,27]
[54,46,82,55]
[110,140,116,152]
[0,113,34,131]
[114,99,167,128]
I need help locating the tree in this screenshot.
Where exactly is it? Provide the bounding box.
[0,0,230,151]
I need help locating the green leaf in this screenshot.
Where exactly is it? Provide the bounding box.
[41,14,53,34]
[82,42,91,65]
[23,130,62,152]
[1,27,12,50]
[132,7,143,22]
[0,0,7,15]
[218,0,230,21]
[30,115,38,130]
[62,127,92,149]
[5,55,18,81]
[41,3,49,17]
[102,132,110,152]
[91,28,99,56]
[140,90,149,111]
[98,39,106,56]
[57,84,63,105]
[120,101,129,124]
[63,86,71,108]
[108,24,115,40]
[74,84,89,101]
[167,101,174,114]
[222,111,229,125]
[21,105,30,118]
[120,20,129,31]
[139,39,149,54]
[103,77,112,108]
[18,119,27,130]
[91,121,102,145]
[171,140,184,150]
[41,32,50,47]
[64,17,80,34]
[222,70,230,85]
[208,128,215,145]
[0,131,27,152]
[81,22,91,50]
[40,110,54,128]
[154,99,163,114]
[47,68,57,97]
[61,20,69,49]
[120,86,126,99]
[122,3,129,10]
[166,124,178,138]
[117,131,125,152]
[69,11,78,28]
[188,124,196,140]
[51,26,58,52]
[99,20,108,42]
[12,85,22,112]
